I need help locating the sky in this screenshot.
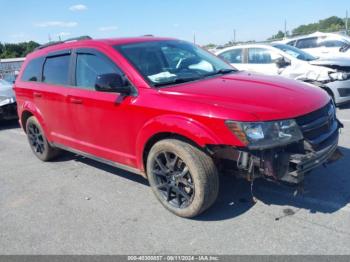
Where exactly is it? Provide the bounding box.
[0,0,349,45]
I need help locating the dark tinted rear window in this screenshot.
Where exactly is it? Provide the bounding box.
[319,40,345,47]
[43,55,70,85]
[21,57,43,82]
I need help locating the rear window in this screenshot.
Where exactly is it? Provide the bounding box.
[43,55,70,86]
[21,57,43,82]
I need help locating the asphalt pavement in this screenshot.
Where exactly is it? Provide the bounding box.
[0,106,350,255]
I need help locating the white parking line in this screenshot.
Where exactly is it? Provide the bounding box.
[339,119,350,122]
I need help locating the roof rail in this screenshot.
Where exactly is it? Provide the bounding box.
[35,35,92,51]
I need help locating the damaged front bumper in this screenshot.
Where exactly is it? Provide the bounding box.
[0,97,17,120]
[212,102,343,184]
[212,135,342,185]
[279,136,342,184]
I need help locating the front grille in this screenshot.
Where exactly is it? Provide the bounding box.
[338,88,350,97]
[295,102,338,151]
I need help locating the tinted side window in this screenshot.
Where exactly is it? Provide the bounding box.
[248,48,272,64]
[21,57,43,82]
[319,40,345,47]
[43,55,70,85]
[219,49,243,64]
[296,37,318,49]
[76,53,122,90]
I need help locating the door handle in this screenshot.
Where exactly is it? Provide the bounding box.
[33,92,42,98]
[69,97,83,104]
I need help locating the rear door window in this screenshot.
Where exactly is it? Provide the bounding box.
[318,39,346,47]
[21,57,44,82]
[248,48,273,64]
[218,49,243,63]
[43,54,70,86]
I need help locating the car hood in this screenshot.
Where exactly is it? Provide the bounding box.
[159,72,330,121]
[0,82,16,106]
[311,57,350,67]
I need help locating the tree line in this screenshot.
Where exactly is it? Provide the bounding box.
[0,41,40,59]
[202,16,348,49]
[268,16,347,40]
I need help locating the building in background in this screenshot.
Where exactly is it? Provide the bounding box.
[0,58,25,82]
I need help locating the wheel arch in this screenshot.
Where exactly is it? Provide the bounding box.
[136,115,222,173]
[20,102,50,139]
[142,132,208,176]
[21,110,33,133]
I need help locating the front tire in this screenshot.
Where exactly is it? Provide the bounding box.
[147,139,219,218]
[26,116,60,161]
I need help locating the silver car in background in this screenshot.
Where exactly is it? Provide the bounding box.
[0,79,17,120]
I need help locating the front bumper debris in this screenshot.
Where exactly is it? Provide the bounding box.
[280,138,342,183]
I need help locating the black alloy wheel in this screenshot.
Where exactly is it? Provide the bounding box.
[151,151,195,209]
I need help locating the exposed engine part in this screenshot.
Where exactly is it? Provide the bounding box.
[237,151,249,170]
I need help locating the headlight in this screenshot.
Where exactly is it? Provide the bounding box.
[329,72,348,81]
[226,119,303,149]
[0,96,15,106]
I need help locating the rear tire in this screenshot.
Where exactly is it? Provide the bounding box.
[147,139,219,218]
[26,116,60,161]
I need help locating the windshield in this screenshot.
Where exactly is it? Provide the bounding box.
[273,44,317,61]
[115,40,235,87]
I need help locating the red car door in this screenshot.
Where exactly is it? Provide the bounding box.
[65,48,139,167]
[36,50,76,145]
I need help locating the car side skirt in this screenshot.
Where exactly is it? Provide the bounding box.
[51,142,145,177]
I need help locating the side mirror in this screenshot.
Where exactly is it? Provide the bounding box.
[95,73,131,95]
[274,56,291,68]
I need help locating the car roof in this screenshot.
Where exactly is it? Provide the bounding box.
[26,36,176,59]
[215,43,275,54]
[278,31,349,44]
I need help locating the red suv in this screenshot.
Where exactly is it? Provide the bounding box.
[14,36,342,217]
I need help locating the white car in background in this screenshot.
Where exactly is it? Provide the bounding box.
[215,43,350,106]
[0,79,17,120]
[278,32,350,58]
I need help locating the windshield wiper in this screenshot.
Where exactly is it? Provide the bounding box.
[205,68,237,77]
[153,76,201,87]
[153,69,237,87]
